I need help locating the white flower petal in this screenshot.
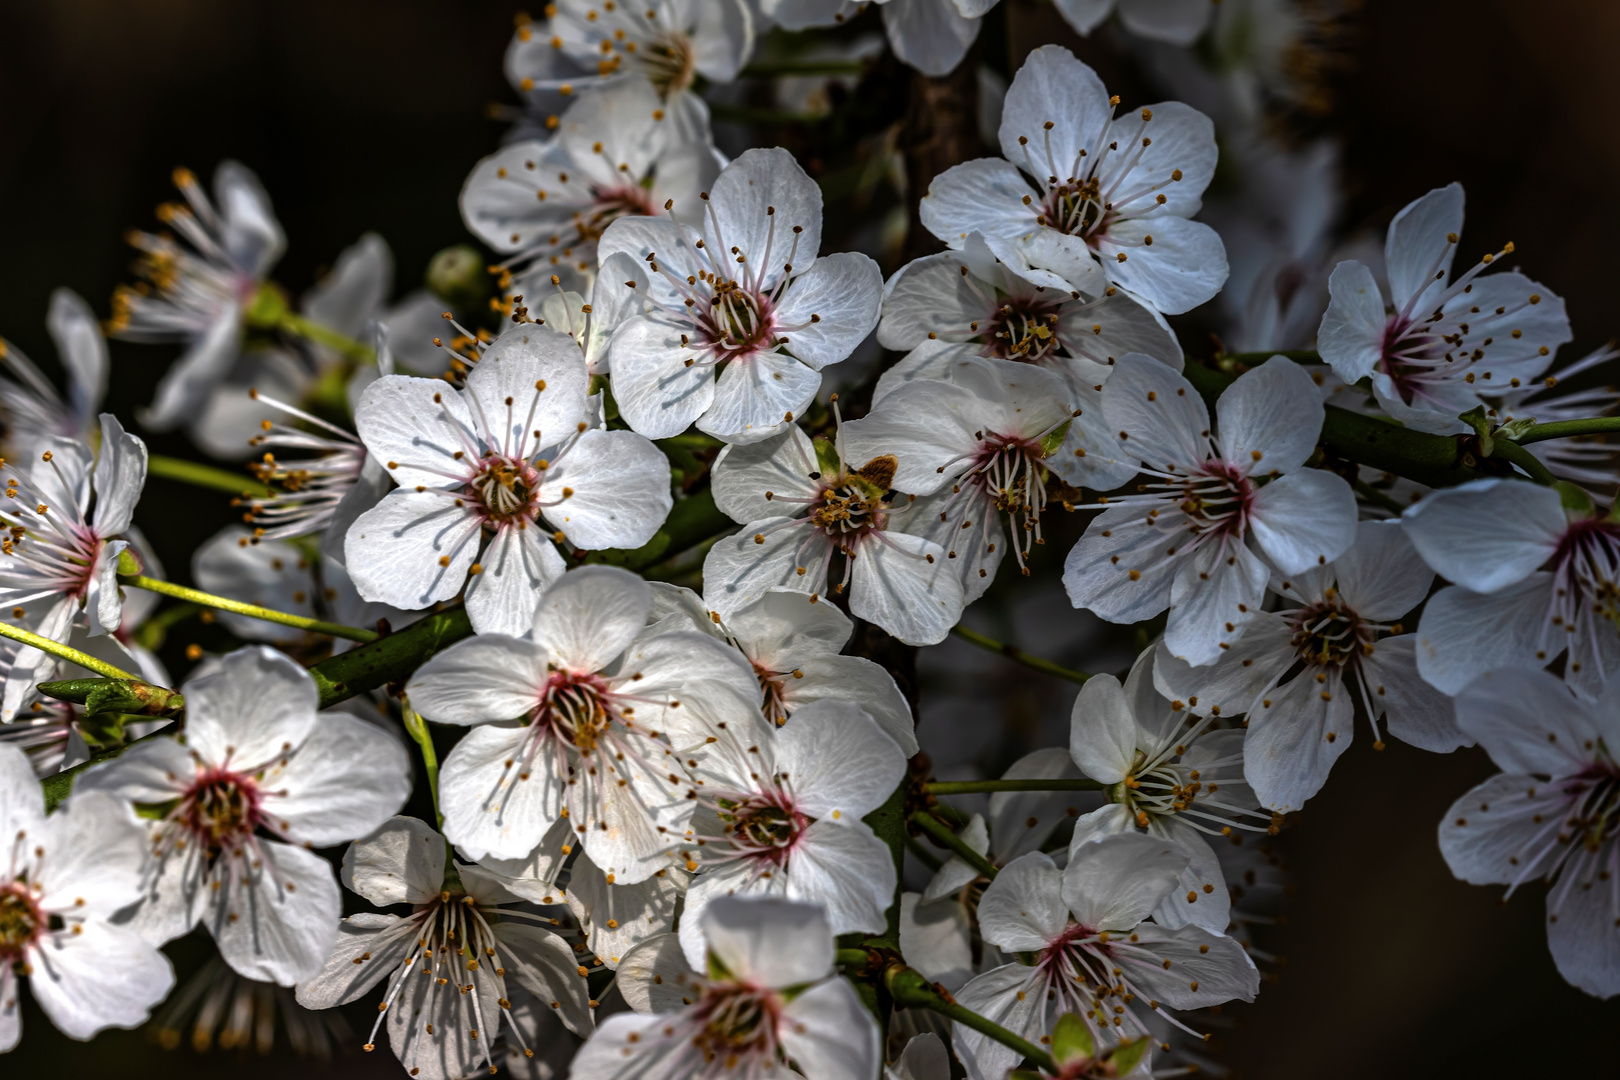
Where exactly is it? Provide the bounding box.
[1061,832,1186,931]
[182,645,319,770]
[1318,261,1389,382]
[341,815,446,907]
[538,429,672,550]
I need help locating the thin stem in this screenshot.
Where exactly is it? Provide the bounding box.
[951,624,1090,684]
[120,575,378,643]
[0,622,139,680]
[1219,349,1321,365]
[834,947,874,969]
[905,835,944,872]
[1514,416,1620,445]
[909,811,998,880]
[885,966,1057,1074]
[1351,476,1407,515]
[925,779,1103,796]
[1491,438,1559,486]
[402,705,442,827]
[146,454,274,497]
[279,311,375,365]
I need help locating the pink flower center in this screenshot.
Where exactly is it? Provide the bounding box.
[1177,463,1255,541]
[1037,176,1111,241]
[178,767,264,851]
[0,880,43,961]
[468,452,542,527]
[573,183,660,247]
[1549,517,1620,635]
[984,296,1067,363]
[718,787,808,867]
[533,670,616,753]
[1288,597,1374,670]
[689,980,786,1066]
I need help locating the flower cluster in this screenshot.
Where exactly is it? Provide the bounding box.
[6,4,1620,1079]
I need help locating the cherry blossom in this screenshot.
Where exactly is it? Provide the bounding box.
[1063,354,1357,666]
[76,646,412,985]
[572,896,880,1080]
[0,289,106,462]
[1057,0,1214,44]
[1155,520,1465,811]
[921,45,1226,314]
[1317,183,1572,435]
[0,745,175,1051]
[405,565,758,875]
[599,147,883,444]
[1403,478,1620,701]
[1438,667,1620,998]
[344,322,671,636]
[295,816,591,1078]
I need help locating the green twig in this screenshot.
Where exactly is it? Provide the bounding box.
[1351,477,1407,515]
[1490,439,1559,486]
[1218,349,1321,365]
[741,59,867,77]
[1514,416,1620,445]
[146,454,273,498]
[909,811,998,880]
[279,311,375,365]
[402,705,442,827]
[0,622,139,681]
[925,779,1103,796]
[950,625,1090,685]
[120,575,378,643]
[885,966,1057,1074]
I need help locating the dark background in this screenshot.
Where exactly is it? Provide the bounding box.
[2,0,1617,1075]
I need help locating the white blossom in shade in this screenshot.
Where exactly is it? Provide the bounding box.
[952,838,1258,1080]
[677,695,904,968]
[1055,0,1214,44]
[703,423,966,645]
[1062,355,1357,666]
[344,323,672,636]
[1316,183,1572,435]
[1066,649,1266,934]
[648,582,918,755]
[1437,667,1620,998]
[75,646,412,985]
[0,413,146,723]
[767,0,983,78]
[1492,343,1620,494]
[505,0,754,143]
[191,525,414,652]
[842,355,1076,601]
[235,393,376,545]
[534,251,657,376]
[599,147,884,444]
[1402,478,1620,701]
[295,816,592,1078]
[889,1032,952,1080]
[108,164,284,431]
[876,231,1183,389]
[572,896,880,1080]
[1155,520,1466,812]
[406,565,758,874]
[462,76,720,296]
[0,745,176,1051]
[0,289,106,461]
[920,45,1226,315]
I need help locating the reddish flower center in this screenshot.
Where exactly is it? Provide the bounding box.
[0,881,43,961]
[178,768,263,851]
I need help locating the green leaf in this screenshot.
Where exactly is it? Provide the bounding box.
[1108,1035,1150,1076]
[76,712,128,751]
[1051,1011,1093,1066]
[1457,404,1494,456]
[83,680,185,718]
[1557,481,1594,516]
[1040,419,1073,456]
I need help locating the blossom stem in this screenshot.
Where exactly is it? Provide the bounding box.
[1352,476,1407,515]
[402,705,443,827]
[1219,349,1321,365]
[885,965,1058,1074]
[924,779,1103,795]
[1490,438,1559,485]
[1513,416,1620,444]
[950,624,1090,684]
[0,622,140,680]
[118,575,380,643]
[908,811,998,880]
[146,453,274,497]
[278,311,376,365]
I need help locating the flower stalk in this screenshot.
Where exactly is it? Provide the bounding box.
[118,573,379,643]
[951,624,1091,684]
[924,779,1103,796]
[401,705,442,827]
[885,965,1058,1074]
[909,810,999,880]
[0,622,140,681]
[145,454,275,497]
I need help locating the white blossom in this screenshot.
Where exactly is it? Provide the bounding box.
[679,695,904,967]
[0,289,106,462]
[344,322,671,636]
[76,646,412,985]
[600,147,883,444]
[405,564,758,875]
[0,414,147,722]
[572,895,880,1080]
[703,421,966,645]
[1056,0,1214,44]
[952,836,1257,1080]
[920,45,1226,314]
[1437,667,1620,998]
[1317,183,1572,434]
[295,816,592,1078]
[0,745,176,1051]
[1062,354,1357,666]
[1403,478,1620,701]
[1155,520,1465,811]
